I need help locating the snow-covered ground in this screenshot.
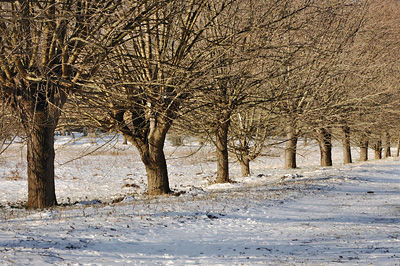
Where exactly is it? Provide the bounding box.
[0,134,399,265]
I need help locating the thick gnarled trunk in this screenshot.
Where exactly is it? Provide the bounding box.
[142,144,170,195]
[117,110,172,195]
[384,133,391,158]
[342,125,352,164]
[285,125,298,169]
[373,139,382,160]
[13,82,66,208]
[239,157,250,177]
[315,127,332,167]
[359,135,369,162]
[131,134,171,195]
[26,117,57,208]
[216,116,230,183]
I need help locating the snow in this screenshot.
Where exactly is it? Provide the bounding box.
[0,134,399,265]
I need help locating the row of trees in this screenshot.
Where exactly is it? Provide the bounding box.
[0,0,399,208]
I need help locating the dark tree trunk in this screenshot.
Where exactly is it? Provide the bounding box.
[384,133,391,158]
[240,157,250,177]
[126,125,171,195]
[115,107,171,195]
[215,116,230,183]
[142,144,170,195]
[373,139,382,160]
[285,126,298,169]
[342,125,352,164]
[316,128,332,167]
[359,134,369,162]
[13,82,66,208]
[128,137,171,195]
[26,117,58,208]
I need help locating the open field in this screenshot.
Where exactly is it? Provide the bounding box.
[0,134,399,265]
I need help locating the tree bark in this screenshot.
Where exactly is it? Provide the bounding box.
[215,115,230,183]
[285,126,298,169]
[359,135,369,162]
[396,139,400,157]
[316,127,332,167]
[384,133,391,158]
[14,83,66,208]
[116,109,171,195]
[142,144,170,195]
[26,118,57,208]
[373,139,382,160]
[240,157,250,177]
[128,137,171,195]
[342,125,352,164]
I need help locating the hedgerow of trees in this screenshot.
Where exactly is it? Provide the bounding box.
[0,0,399,208]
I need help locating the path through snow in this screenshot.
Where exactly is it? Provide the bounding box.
[0,138,399,265]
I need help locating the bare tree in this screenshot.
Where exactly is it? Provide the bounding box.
[184,0,316,181]
[75,0,233,195]
[340,0,400,163]
[269,0,366,168]
[228,105,277,177]
[315,127,333,167]
[341,125,352,164]
[0,0,164,208]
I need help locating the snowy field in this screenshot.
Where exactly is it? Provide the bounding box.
[0,134,399,265]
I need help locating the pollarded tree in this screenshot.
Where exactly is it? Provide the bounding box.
[276,0,367,168]
[76,0,233,195]
[0,0,166,208]
[267,0,326,169]
[186,0,314,182]
[338,0,400,163]
[228,105,278,177]
[309,1,369,167]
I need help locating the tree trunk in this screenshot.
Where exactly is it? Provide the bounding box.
[359,135,368,162]
[13,82,66,208]
[316,127,332,167]
[285,126,298,169]
[384,133,391,158]
[25,117,58,208]
[373,139,382,160]
[215,116,230,183]
[130,137,171,195]
[143,145,170,195]
[240,157,250,177]
[134,126,171,195]
[396,139,400,157]
[114,108,172,195]
[342,125,352,164]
